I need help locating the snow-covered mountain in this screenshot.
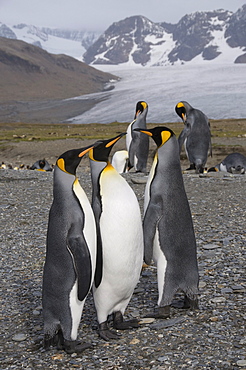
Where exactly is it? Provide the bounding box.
[1,4,245,66]
[83,5,246,66]
[0,22,100,60]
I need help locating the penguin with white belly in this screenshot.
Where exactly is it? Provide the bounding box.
[126,101,149,172]
[42,144,97,354]
[208,152,246,174]
[175,101,212,173]
[89,133,144,341]
[134,126,199,318]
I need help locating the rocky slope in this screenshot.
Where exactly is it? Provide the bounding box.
[0,37,117,102]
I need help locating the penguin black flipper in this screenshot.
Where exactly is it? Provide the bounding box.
[91,195,103,288]
[143,202,162,265]
[178,123,191,154]
[67,232,92,302]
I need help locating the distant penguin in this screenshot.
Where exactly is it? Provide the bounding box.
[30,159,52,171]
[126,101,149,172]
[89,133,144,341]
[111,150,128,173]
[175,101,212,173]
[134,126,199,318]
[42,144,97,354]
[208,152,246,174]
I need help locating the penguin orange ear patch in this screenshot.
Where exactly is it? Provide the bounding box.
[57,158,66,172]
[161,131,171,144]
[141,102,147,110]
[177,102,185,108]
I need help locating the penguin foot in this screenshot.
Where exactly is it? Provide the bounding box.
[183,296,199,310]
[172,296,199,310]
[63,339,92,354]
[113,312,140,330]
[44,329,64,351]
[144,306,170,319]
[98,321,121,341]
[186,164,196,171]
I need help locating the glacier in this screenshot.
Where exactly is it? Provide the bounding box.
[67,63,246,124]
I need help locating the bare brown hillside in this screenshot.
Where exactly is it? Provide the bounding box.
[0,37,117,102]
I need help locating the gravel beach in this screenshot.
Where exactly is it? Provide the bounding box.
[0,161,245,369]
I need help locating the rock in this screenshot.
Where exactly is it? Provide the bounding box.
[12,334,27,342]
[150,317,186,330]
[237,360,246,367]
[202,244,221,250]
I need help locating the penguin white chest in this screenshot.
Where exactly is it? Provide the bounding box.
[99,166,143,278]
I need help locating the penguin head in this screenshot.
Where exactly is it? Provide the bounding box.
[134,126,174,148]
[89,133,126,163]
[207,166,219,172]
[56,144,94,175]
[38,159,46,169]
[175,101,187,122]
[134,101,148,119]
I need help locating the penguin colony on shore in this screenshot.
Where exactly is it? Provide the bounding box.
[42,100,245,354]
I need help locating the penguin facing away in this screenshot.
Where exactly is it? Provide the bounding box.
[175,101,212,174]
[134,126,199,319]
[126,101,149,173]
[208,152,246,174]
[42,144,97,354]
[89,133,144,341]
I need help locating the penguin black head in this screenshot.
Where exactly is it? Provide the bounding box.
[175,101,187,122]
[207,166,219,172]
[89,133,126,163]
[56,144,94,175]
[134,101,148,119]
[134,126,174,148]
[38,159,46,169]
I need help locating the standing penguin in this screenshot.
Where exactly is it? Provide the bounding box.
[42,144,97,354]
[89,134,144,340]
[111,150,129,173]
[135,126,199,318]
[126,101,149,172]
[175,101,212,173]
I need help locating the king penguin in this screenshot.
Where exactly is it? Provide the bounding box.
[111,150,129,173]
[89,133,144,341]
[126,101,149,172]
[134,126,199,318]
[30,159,53,171]
[175,101,212,173]
[42,144,97,354]
[208,152,246,174]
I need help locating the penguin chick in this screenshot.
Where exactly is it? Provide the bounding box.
[111,150,129,173]
[134,126,199,319]
[42,144,97,354]
[89,133,144,341]
[208,152,246,174]
[175,101,212,174]
[126,101,149,173]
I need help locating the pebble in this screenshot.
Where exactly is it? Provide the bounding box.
[12,334,27,342]
[202,243,221,250]
[237,360,246,367]
[150,317,186,330]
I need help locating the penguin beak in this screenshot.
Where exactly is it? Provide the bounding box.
[134,128,152,137]
[78,145,94,157]
[105,133,126,148]
[182,113,187,122]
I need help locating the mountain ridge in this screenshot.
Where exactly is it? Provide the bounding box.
[0,37,117,102]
